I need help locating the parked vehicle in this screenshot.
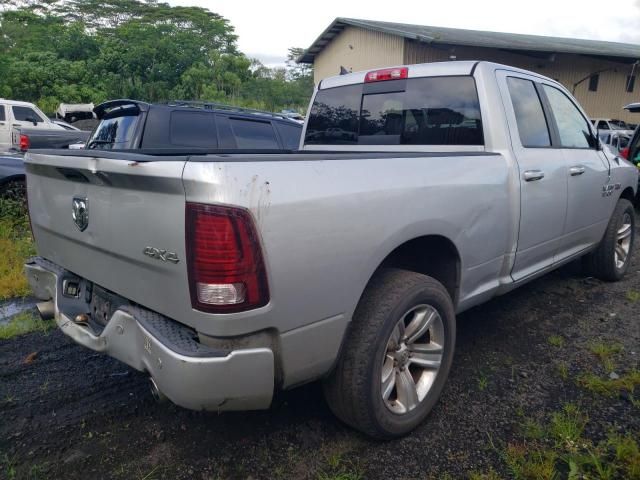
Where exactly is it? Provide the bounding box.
[24,61,637,439]
[50,119,82,131]
[0,152,25,201]
[11,126,91,151]
[55,103,95,123]
[591,118,635,136]
[86,100,303,151]
[0,99,65,150]
[598,131,631,155]
[619,103,640,164]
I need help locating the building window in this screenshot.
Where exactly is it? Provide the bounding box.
[626,75,636,93]
[588,74,599,92]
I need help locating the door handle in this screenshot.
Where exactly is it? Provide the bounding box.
[569,165,586,176]
[523,170,545,182]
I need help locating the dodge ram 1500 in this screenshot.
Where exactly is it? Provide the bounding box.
[24,61,637,438]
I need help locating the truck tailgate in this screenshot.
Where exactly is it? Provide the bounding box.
[25,152,190,319]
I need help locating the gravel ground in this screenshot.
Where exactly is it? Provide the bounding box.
[1,224,639,480]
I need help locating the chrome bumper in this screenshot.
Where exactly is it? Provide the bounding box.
[24,258,274,411]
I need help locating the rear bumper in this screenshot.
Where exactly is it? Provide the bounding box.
[24,258,274,411]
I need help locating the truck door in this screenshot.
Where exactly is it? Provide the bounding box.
[497,71,568,281]
[0,105,9,149]
[539,84,613,259]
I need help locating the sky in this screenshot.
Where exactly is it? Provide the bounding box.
[169,0,640,67]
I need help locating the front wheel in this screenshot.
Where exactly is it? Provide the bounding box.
[323,269,456,439]
[584,198,635,281]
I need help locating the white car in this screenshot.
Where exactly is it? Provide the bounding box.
[0,99,64,151]
[591,118,635,136]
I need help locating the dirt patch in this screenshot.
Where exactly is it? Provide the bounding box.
[1,226,639,479]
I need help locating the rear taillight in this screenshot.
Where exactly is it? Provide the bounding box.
[364,67,408,83]
[620,147,630,159]
[19,134,30,152]
[186,203,269,313]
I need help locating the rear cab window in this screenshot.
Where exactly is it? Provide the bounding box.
[305,76,483,146]
[88,105,141,149]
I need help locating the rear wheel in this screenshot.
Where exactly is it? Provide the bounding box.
[583,198,635,281]
[323,269,456,439]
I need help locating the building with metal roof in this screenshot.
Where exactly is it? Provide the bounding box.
[299,18,640,121]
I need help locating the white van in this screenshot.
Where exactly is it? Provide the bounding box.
[0,99,64,151]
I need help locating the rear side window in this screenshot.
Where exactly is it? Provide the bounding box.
[230,119,279,149]
[275,122,302,150]
[12,106,44,123]
[507,77,551,147]
[542,85,593,149]
[170,111,217,148]
[88,110,139,149]
[305,76,483,146]
[0,106,5,121]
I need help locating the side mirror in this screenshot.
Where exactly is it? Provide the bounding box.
[25,116,38,126]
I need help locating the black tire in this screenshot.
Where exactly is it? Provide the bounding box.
[323,268,456,439]
[583,198,635,281]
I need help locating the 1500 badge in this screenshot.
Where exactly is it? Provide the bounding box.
[143,246,179,264]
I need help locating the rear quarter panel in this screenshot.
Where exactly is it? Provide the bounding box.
[182,153,513,337]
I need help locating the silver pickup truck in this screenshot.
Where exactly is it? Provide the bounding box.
[24,61,638,438]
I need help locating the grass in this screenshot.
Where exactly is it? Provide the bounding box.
[547,334,565,347]
[0,198,35,300]
[478,404,640,480]
[556,361,569,380]
[316,452,364,480]
[589,341,623,372]
[2,455,16,480]
[477,370,489,391]
[578,370,640,400]
[626,290,640,303]
[0,310,54,340]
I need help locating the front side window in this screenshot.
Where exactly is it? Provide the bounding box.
[507,77,550,147]
[305,76,483,146]
[12,106,44,123]
[597,120,610,130]
[543,85,594,149]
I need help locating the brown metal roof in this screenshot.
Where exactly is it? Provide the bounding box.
[298,18,640,63]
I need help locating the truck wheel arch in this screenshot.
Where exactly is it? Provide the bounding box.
[620,186,635,204]
[324,235,461,379]
[372,235,461,306]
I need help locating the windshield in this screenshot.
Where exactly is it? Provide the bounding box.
[609,119,629,130]
[305,76,483,146]
[87,110,140,149]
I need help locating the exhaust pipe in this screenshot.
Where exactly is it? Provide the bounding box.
[149,377,167,404]
[36,301,54,320]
